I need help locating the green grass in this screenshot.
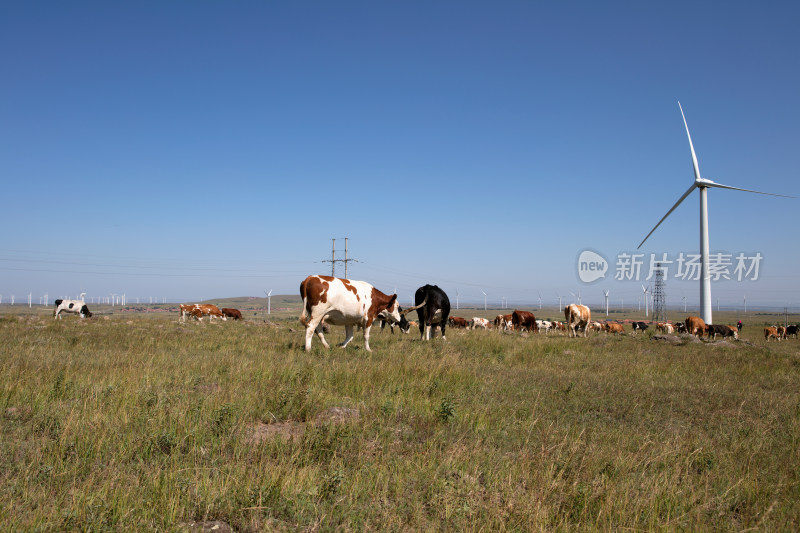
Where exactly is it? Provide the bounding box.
[1,310,799,531]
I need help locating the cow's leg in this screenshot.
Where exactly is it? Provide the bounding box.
[339,325,355,348]
[304,317,329,350]
[362,324,373,352]
[440,322,447,341]
[304,323,316,350]
[424,324,432,340]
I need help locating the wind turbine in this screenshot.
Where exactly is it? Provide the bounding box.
[265,289,272,315]
[638,102,793,324]
[537,291,542,310]
[682,295,687,313]
[481,289,487,311]
[555,291,562,310]
[743,294,747,314]
[456,289,459,310]
[603,289,609,316]
[642,285,650,317]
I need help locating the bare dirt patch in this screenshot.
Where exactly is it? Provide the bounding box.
[246,407,361,444]
[181,520,233,532]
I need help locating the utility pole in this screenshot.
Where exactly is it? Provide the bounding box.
[321,237,358,278]
[652,263,666,323]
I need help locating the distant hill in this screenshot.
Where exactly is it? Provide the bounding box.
[198,295,302,311]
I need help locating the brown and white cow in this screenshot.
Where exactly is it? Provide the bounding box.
[764,326,781,341]
[471,317,490,330]
[656,322,674,334]
[565,304,591,337]
[180,303,227,322]
[685,316,706,337]
[299,275,400,352]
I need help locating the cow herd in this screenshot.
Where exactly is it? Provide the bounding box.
[46,275,798,352]
[764,324,799,341]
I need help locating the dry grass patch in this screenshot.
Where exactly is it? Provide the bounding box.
[1,312,799,530]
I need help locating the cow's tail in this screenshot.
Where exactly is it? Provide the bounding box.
[299,282,312,326]
[400,299,426,315]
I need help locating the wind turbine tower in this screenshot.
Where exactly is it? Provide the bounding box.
[638,102,793,325]
[642,285,650,317]
[266,289,272,315]
[538,291,542,310]
[603,289,609,316]
[481,289,487,311]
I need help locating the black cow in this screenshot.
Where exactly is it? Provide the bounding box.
[378,307,411,334]
[53,298,93,319]
[785,325,798,338]
[705,324,738,340]
[404,285,451,341]
[632,321,649,333]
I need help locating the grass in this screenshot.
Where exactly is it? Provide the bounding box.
[1,308,799,531]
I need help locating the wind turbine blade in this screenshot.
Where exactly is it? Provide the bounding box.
[704,181,795,198]
[679,102,702,182]
[637,183,697,249]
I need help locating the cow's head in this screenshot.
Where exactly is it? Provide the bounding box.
[80,305,92,318]
[396,307,411,333]
[379,294,404,326]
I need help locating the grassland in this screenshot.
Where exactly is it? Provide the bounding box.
[1,305,799,531]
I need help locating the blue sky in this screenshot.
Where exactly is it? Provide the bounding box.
[1,1,798,310]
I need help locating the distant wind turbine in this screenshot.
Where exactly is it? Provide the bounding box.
[481,289,487,311]
[603,289,609,316]
[266,289,273,315]
[537,291,542,310]
[642,285,650,317]
[638,102,793,325]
